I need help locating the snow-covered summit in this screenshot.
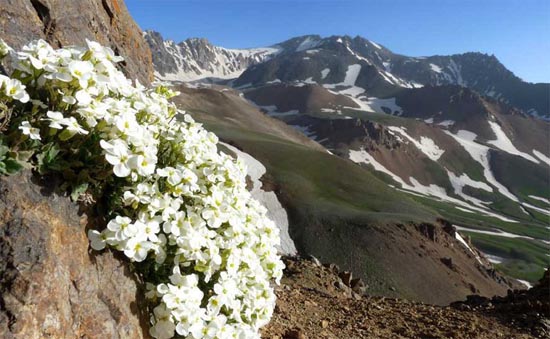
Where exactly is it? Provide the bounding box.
[145,31,548,118]
[144,30,280,82]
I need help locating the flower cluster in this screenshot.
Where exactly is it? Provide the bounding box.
[0,39,284,339]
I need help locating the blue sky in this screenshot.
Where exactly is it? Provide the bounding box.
[126,0,549,83]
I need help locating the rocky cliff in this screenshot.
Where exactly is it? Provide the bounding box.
[0,0,153,84]
[0,171,150,339]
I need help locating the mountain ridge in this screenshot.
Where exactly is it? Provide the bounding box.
[146,30,549,118]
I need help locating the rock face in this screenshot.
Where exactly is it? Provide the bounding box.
[0,171,149,339]
[0,0,153,84]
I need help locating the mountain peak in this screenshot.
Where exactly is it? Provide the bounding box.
[184,37,212,46]
[145,32,548,118]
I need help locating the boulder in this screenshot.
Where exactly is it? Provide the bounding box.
[0,171,149,339]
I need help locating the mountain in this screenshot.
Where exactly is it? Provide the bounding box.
[148,32,550,286]
[147,33,549,118]
[171,83,524,305]
[144,30,279,82]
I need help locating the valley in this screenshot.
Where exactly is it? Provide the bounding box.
[146,31,549,290]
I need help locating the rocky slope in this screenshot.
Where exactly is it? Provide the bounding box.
[0,0,153,84]
[263,257,549,339]
[0,171,150,339]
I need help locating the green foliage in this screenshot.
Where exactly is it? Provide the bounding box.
[0,142,23,175]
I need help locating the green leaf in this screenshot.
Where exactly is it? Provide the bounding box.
[0,144,9,158]
[58,130,75,141]
[36,143,61,174]
[70,182,89,201]
[3,158,23,174]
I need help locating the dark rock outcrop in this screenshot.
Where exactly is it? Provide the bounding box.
[0,171,149,338]
[451,270,550,338]
[0,0,153,84]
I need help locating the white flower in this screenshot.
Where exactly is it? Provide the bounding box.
[157,167,182,186]
[86,39,124,63]
[64,117,89,135]
[68,60,94,88]
[45,111,66,129]
[1,39,284,339]
[107,216,137,241]
[0,39,12,58]
[18,121,41,140]
[124,237,153,262]
[2,77,29,103]
[149,304,176,339]
[75,89,93,105]
[100,139,132,177]
[128,154,156,177]
[135,213,161,242]
[87,230,107,250]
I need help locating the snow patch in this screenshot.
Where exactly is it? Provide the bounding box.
[484,253,505,264]
[517,280,533,289]
[447,170,493,207]
[254,103,299,117]
[437,120,455,127]
[321,68,330,79]
[296,36,320,52]
[455,232,482,264]
[522,202,550,216]
[369,41,382,49]
[429,63,443,73]
[528,195,550,205]
[156,40,280,82]
[487,121,539,163]
[221,143,297,255]
[454,225,546,245]
[444,130,520,203]
[338,86,366,97]
[345,97,402,115]
[533,150,550,166]
[455,206,476,213]
[349,148,518,223]
[343,64,361,86]
[387,127,444,161]
[291,125,317,139]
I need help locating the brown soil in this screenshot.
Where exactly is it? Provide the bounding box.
[262,257,549,339]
